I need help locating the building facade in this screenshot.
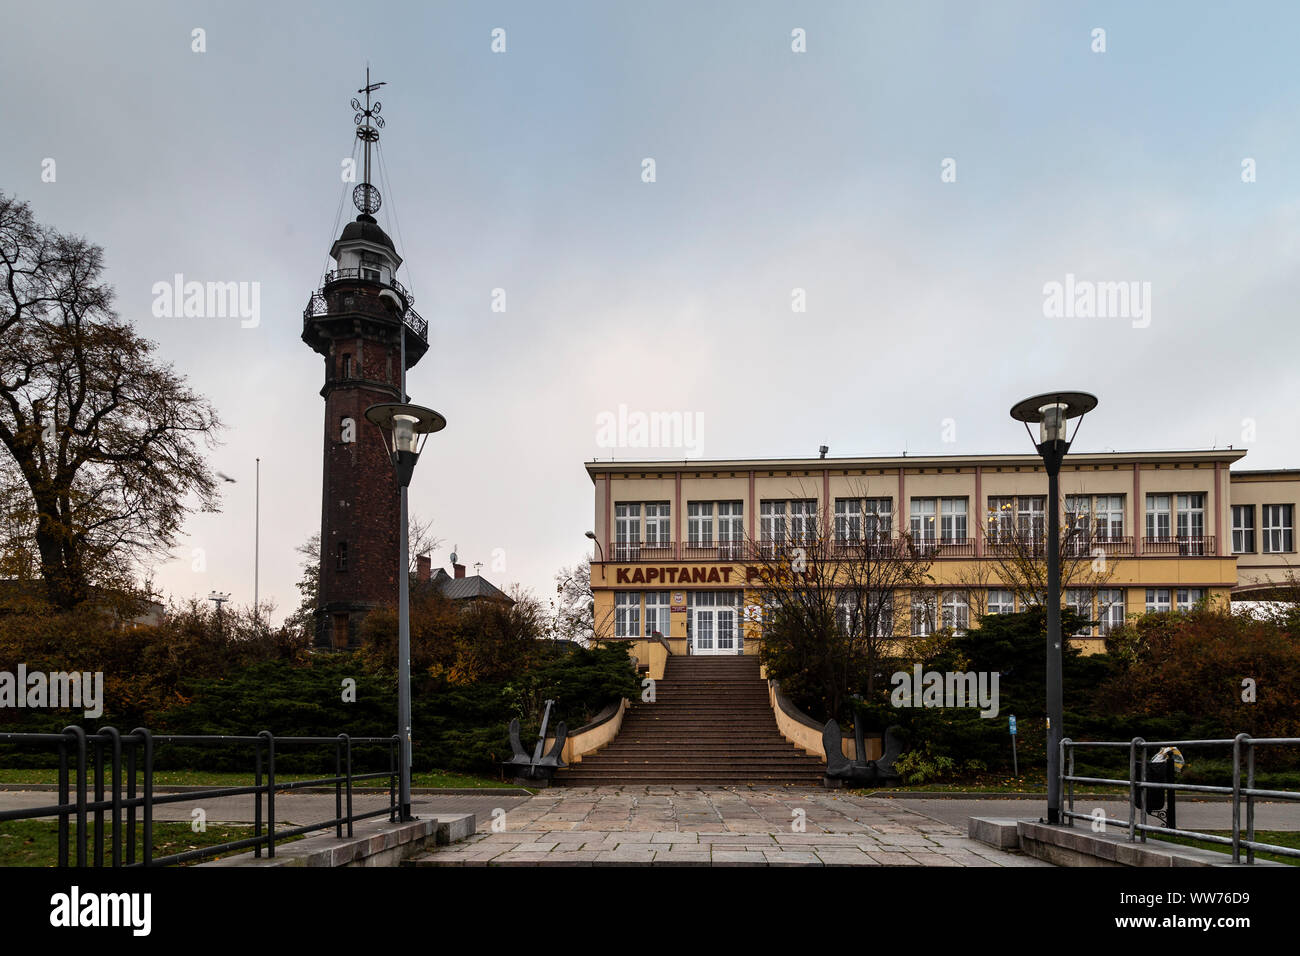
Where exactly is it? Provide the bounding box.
[586,450,1300,664]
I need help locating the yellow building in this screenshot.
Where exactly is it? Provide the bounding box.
[586,449,1300,670]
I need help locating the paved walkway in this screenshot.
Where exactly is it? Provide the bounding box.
[413,786,1052,866]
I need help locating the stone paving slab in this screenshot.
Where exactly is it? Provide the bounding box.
[406,786,1053,867]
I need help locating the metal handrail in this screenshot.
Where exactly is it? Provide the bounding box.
[1061,734,1300,864]
[322,267,413,306]
[0,728,400,867]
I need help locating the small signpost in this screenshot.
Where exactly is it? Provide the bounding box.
[1009,715,1018,778]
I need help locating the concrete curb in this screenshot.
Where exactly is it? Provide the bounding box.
[197,812,476,867]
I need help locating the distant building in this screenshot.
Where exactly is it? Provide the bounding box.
[414,556,512,605]
[586,448,1300,660]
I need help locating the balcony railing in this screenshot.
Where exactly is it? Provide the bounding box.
[303,289,428,344]
[1142,535,1216,556]
[610,540,677,562]
[321,267,414,307]
[680,540,748,561]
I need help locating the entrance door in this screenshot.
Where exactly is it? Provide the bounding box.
[690,592,738,655]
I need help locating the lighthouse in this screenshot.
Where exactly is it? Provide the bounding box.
[301,72,429,649]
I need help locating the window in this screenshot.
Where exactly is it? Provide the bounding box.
[910,498,937,543]
[341,353,353,379]
[1145,588,1171,613]
[687,501,743,556]
[717,501,744,558]
[760,500,786,549]
[838,590,892,638]
[910,591,937,636]
[644,591,671,637]
[1097,589,1125,635]
[789,499,818,544]
[1066,589,1093,636]
[1232,505,1255,554]
[1095,495,1125,540]
[1263,504,1295,553]
[687,501,714,545]
[941,591,969,634]
[987,496,1015,541]
[644,502,671,548]
[1175,588,1205,611]
[987,589,1015,615]
[1176,494,1206,553]
[940,498,967,542]
[717,501,744,542]
[1017,496,1046,540]
[360,251,382,282]
[837,498,892,549]
[1146,494,1171,540]
[615,591,641,638]
[835,499,861,544]
[614,502,641,559]
[335,541,348,572]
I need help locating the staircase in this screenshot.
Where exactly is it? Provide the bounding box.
[555,655,825,786]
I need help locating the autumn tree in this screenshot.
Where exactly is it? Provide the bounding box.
[0,193,222,608]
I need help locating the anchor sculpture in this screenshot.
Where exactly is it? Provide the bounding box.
[822,719,904,785]
[504,698,568,784]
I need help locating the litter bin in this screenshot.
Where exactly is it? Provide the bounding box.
[1136,746,1184,829]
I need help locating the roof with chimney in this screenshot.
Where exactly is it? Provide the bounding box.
[416,557,512,604]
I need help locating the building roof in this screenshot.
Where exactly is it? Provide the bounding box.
[336,214,396,252]
[428,567,512,603]
[586,447,1249,479]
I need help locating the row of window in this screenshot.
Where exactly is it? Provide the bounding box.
[613,587,1209,640]
[1231,504,1295,553]
[613,497,1297,552]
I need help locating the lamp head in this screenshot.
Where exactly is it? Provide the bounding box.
[364,402,447,487]
[1009,391,1097,449]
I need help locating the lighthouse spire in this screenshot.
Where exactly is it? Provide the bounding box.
[350,67,387,216]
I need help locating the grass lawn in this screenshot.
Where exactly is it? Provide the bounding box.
[0,820,303,867]
[1152,829,1300,867]
[0,768,522,789]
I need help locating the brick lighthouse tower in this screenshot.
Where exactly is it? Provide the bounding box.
[302,73,429,649]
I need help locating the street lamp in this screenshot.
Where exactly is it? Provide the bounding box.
[1009,390,1097,826]
[365,401,447,821]
[585,530,605,580]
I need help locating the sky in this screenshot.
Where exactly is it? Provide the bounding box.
[2,1,1298,623]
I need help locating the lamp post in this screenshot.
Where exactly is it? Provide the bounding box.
[1009,390,1097,825]
[585,530,606,580]
[365,401,447,821]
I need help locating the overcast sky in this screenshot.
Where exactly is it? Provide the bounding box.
[3,1,1298,622]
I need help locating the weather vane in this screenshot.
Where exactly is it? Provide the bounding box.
[350,67,387,215]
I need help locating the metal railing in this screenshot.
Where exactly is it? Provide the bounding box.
[1061,734,1300,864]
[303,289,428,343]
[1141,535,1216,556]
[0,727,400,867]
[322,267,414,306]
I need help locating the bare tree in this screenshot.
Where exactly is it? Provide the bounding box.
[982,490,1121,617]
[741,478,934,721]
[552,556,612,646]
[0,192,223,608]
